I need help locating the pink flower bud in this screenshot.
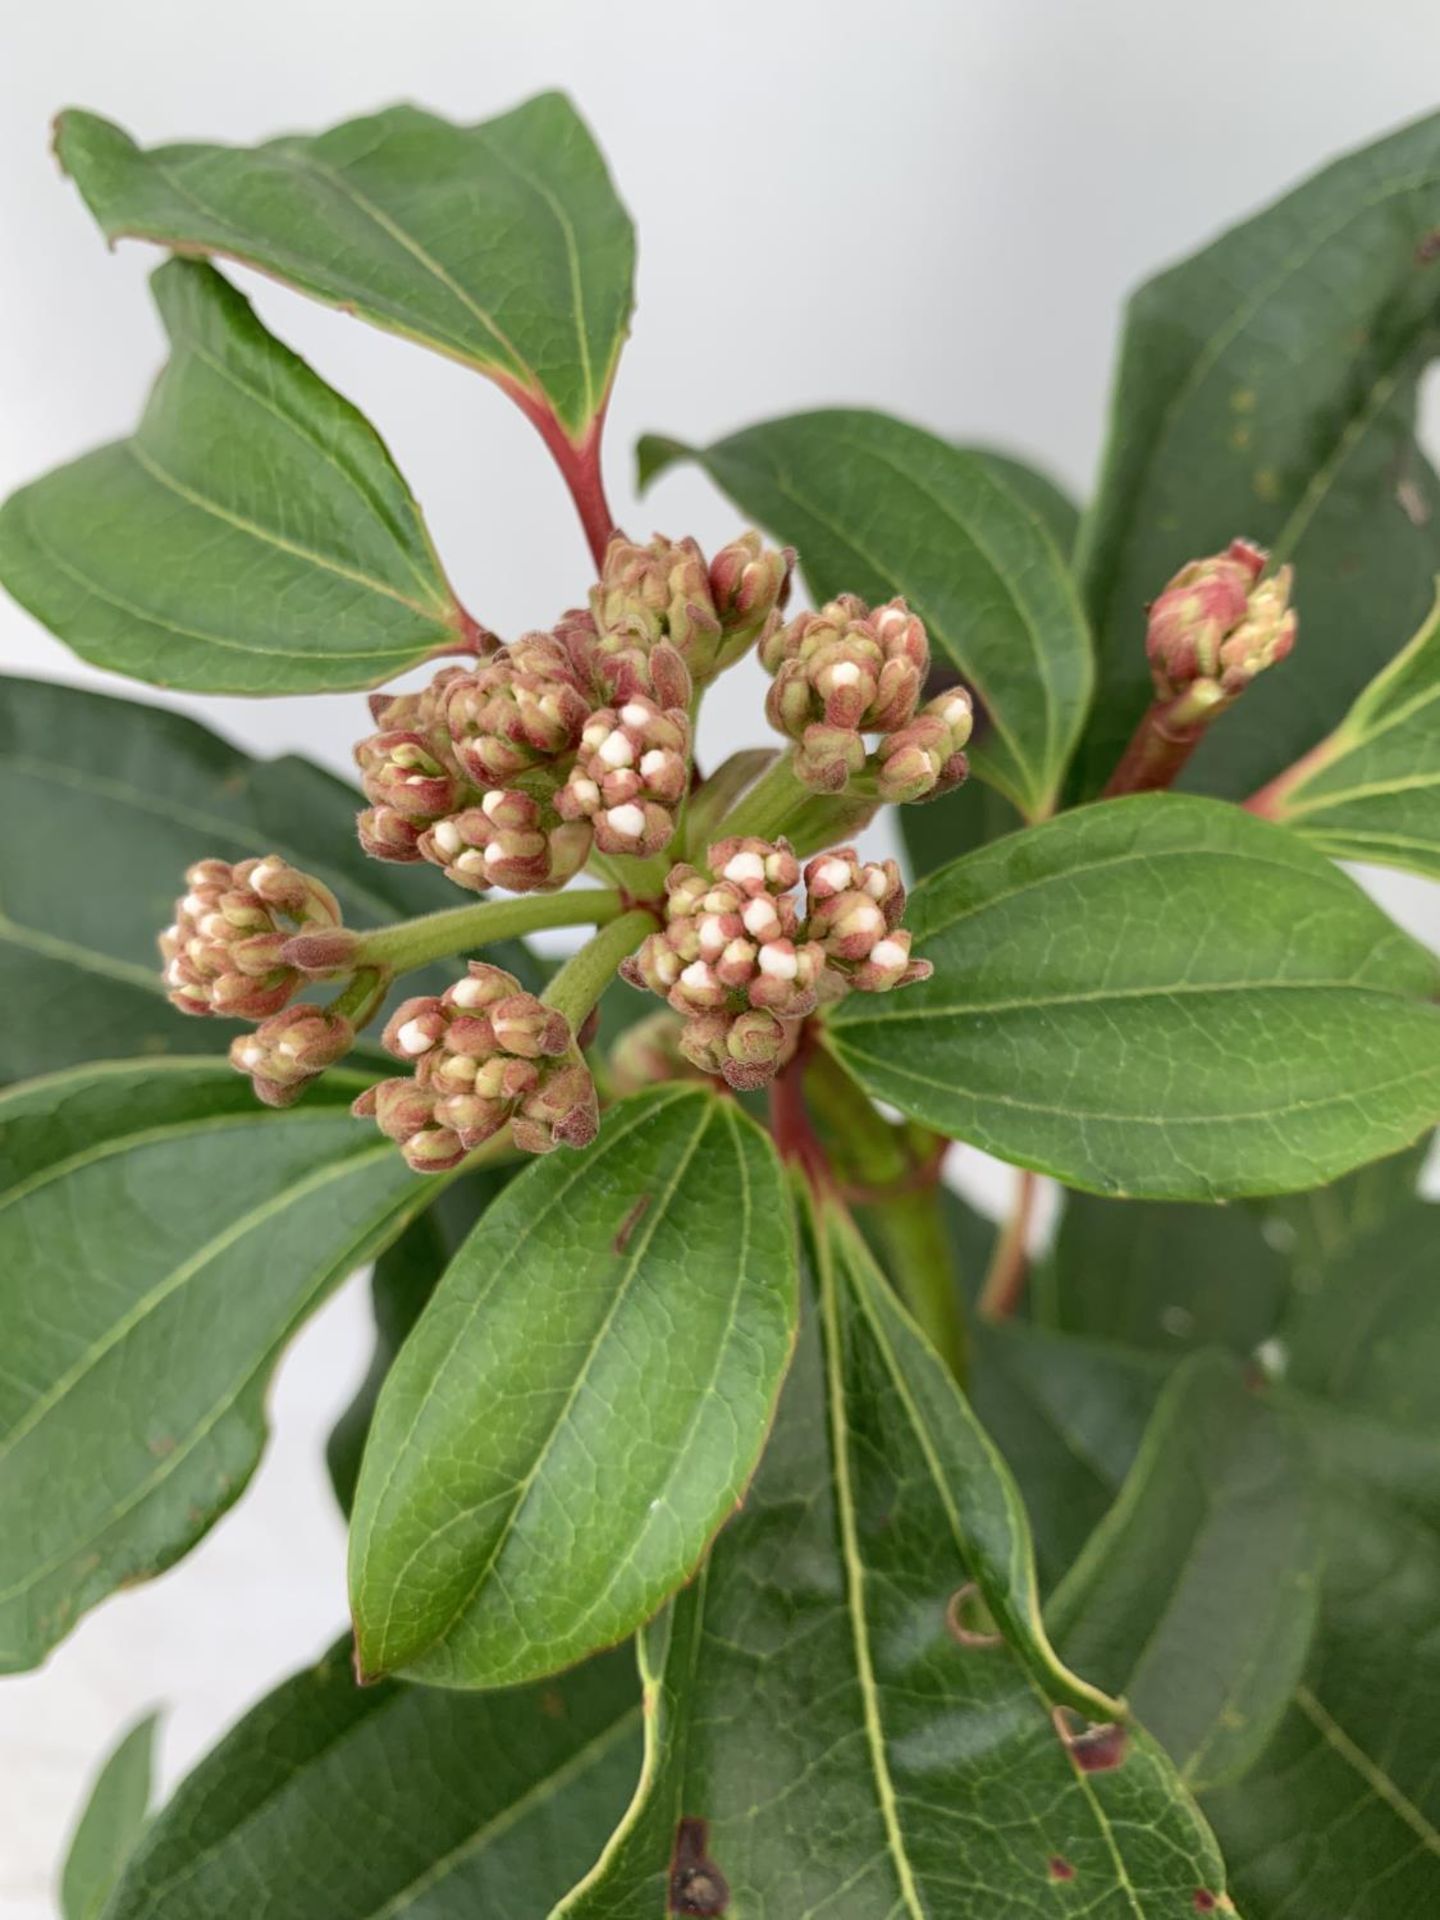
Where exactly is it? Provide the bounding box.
[442,636,591,787]
[230,1005,354,1101]
[875,688,974,804]
[761,595,929,760]
[418,795,592,894]
[358,805,425,863]
[1145,539,1294,703]
[555,697,691,856]
[511,1060,600,1154]
[589,533,722,674]
[159,856,347,1021]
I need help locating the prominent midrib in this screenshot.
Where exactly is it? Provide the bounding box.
[817,1225,926,1920]
[125,441,449,621]
[0,1140,394,1471]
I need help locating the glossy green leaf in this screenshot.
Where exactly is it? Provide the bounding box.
[0,260,465,694]
[1073,111,1440,800]
[967,1323,1170,1593]
[104,1639,640,1919]
[1266,586,1440,878]
[60,1712,158,1920]
[1047,1189,1288,1356]
[829,793,1440,1199]
[562,1203,1230,1917]
[326,1169,513,1515]
[639,411,1094,820]
[1049,1352,1323,1791]
[56,92,634,443]
[349,1084,798,1689]
[0,1058,428,1671]
[0,672,536,1085]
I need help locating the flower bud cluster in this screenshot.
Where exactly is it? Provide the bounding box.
[759,594,970,802]
[229,1006,355,1108]
[351,534,789,894]
[621,837,930,1089]
[352,962,599,1170]
[159,856,345,1022]
[1146,538,1297,706]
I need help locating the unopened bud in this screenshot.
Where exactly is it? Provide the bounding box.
[357,964,597,1169]
[418,793,592,894]
[875,687,973,804]
[159,856,345,1021]
[230,1005,354,1104]
[762,594,929,788]
[442,635,591,787]
[591,533,722,670]
[358,805,426,863]
[556,697,691,855]
[1145,538,1295,705]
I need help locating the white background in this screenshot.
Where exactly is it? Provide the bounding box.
[4,2,1440,1911]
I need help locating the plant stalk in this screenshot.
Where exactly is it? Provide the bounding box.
[541,907,658,1029]
[355,887,627,974]
[977,1168,1039,1322]
[862,1181,969,1384]
[1100,686,1226,798]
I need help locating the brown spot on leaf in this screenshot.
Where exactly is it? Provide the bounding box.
[669,1817,729,1915]
[147,1434,176,1458]
[945,1583,1002,1649]
[613,1194,651,1254]
[1193,1894,1218,1913]
[1051,1705,1129,1772]
[539,1689,565,1720]
[1415,228,1440,264]
[1049,1856,1075,1882]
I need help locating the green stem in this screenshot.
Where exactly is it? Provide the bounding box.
[354,887,626,974]
[542,907,658,1030]
[861,1183,969,1386]
[329,966,389,1029]
[706,747,815,843]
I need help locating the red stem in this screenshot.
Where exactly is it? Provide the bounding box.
[1243,733,1335,820]
[977,1169,1038,1322]
[768,1037,832,1192]
[503,381,619,572]
[453,607,501,655]
[1100,695,1212,798]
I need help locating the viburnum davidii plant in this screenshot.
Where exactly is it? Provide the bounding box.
[6,93,1440,1920]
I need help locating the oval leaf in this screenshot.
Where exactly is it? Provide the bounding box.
[829,793,1440,1199]
[0,1058,427,1671]
[639,411,1094,821]
[0,671,538,1084]
[0,260,466,693]
[105,1640,640,1920]
[1073,110,1440,800]
[348,1084,798,1689]
[60,1712,158,1920]
[560,1203,1232,1918]
[56,92,634,445]
[1265,585,1440,878]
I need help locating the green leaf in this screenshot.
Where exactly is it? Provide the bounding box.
[0,671,537,1085]
[1205,1483,1440,1918]
[348,1084,798,1689]
[1047,1189,1289,1356]
[829,793,1440,1199]
[104,1639,641,1919]
[326,1169,513,1515]
[1262,1135,1429,1277]
[0,260,466,694]
[56,92,634,444]
[967,446,1081,554]
[1073,111,1440,801]
[967,1323,1170,1593]
[1048,1352,1323,1791]
[561,1203,1231,1917]
[638,411,1094,820]
[0,1058,428,1671]
[60,1712,158,1920]
[1265,585,1440,879]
